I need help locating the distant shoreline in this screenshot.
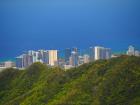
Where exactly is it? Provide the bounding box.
[0,58,15,63]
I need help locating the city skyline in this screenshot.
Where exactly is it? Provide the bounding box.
[0,45,139,61]
[0,45,139,70]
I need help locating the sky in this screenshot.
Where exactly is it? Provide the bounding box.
[0,0,140,59]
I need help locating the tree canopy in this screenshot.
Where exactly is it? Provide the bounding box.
[0,56,140,105]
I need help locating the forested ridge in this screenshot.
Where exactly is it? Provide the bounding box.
[0,56,140,105]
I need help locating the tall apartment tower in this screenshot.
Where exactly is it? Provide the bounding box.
[70,51,79,67]
[65,48,71,64]
[95,46,111,60]
[89,47,94,61]
[38,50,48,63]
[127,45,135,56]
[48,50,58,66]
[22,54,33,68]
[16,56,23,68]
[72,47,78,53]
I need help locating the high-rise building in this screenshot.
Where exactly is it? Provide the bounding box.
[78,54,90,65]
[65,48,71,64]
[32,51,38,62]
[47,50,58,66]
[22,54,33,67]
[126,45,140,57]
[95,46,111,60]
[28,50,38,63]
[105,48,112,59]
[16,56,23,68]
[127,45,135,56]
[72,47,78,53]
[16,54,33,68]
[78,56,84,65]
[89,47,94,61]
[28,50,48,63]
[70,51,79,67]
[38,50,48,63]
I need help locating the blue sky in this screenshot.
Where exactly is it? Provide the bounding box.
[0,0,140,58]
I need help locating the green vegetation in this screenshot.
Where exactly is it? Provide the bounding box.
[0,56,140,105]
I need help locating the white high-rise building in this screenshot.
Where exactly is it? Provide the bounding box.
[47,50,58,66]
[95,46,111,60]
[28,50,48,63]
[127,45,135,56]
[28,50,37,63]
[38,50,48,63]
[126,45,140,57]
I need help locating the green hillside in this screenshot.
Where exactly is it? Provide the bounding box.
[0,56,140,105]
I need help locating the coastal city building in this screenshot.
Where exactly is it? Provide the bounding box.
[22,54,33,67]
[72,47,78,53]
[4,61,15,68]
[28,50,39,63]
[69,51,79,67]
[65,48,71,65]
[0,61,15,71]
[47,50,58,66]
[135,50,140,57]
[38,50,48,63]
[89,47,94,61]
[78,54,90,66]
[16,55,24,68]
[16,54,33,68]
[126,45,140,56]
[127,45,135,56]
[83,54,90,63]
[78,56,84,65]
[95,46,111,60]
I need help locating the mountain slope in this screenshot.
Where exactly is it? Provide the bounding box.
[0,56,140,105]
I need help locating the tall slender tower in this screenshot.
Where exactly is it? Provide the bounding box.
[48,50,58,66]
[65,48,71,64]
[89,47,94,61]
[70,51,79,67]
